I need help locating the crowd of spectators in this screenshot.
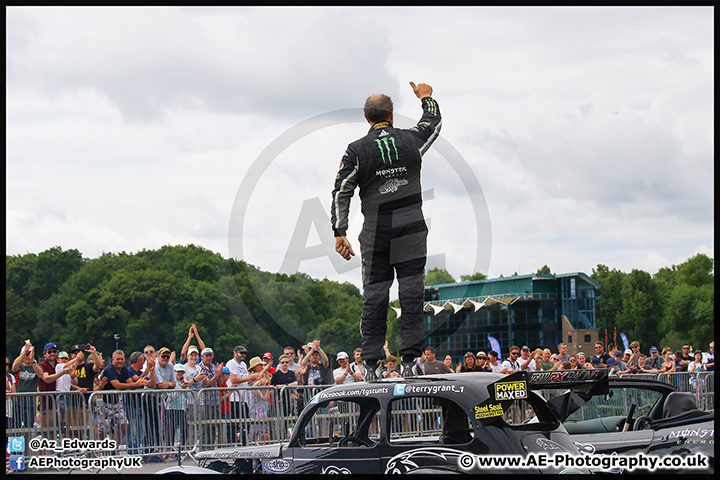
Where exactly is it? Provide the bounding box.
[5,327,715,454]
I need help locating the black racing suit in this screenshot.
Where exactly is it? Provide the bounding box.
[331,97,442,362]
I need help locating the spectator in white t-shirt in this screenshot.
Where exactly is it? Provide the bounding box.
[501,346,521,373]
[333,351,363,384]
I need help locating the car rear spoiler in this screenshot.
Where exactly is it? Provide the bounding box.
[527,368,609,393]
[479,369,610,423]
[526,369,610,421]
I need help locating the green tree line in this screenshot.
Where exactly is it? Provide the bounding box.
[6,246,713,363]
[6,245,362,363]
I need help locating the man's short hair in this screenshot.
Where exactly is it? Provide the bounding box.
[595,341,604,347]
[112,350,124,359]
[278,354,290,363]
[488,350,498,358]
[353,348,362,355]
[364,94,393,123]
[386,356,397,364]
[129,351,143,364]
[425,346,436,354]
[558,343,567,349]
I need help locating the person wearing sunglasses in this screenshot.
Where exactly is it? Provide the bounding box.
[500,347,522,374]
[34,342,76,431]
[676,344,692,372]
[591,342,610,369]
[153,347,177,390]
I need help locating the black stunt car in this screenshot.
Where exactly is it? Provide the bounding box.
[159,371,608,475]
[552,375,714,475]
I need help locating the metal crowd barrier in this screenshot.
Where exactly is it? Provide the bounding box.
[656,371,714,412]
[5,371,714,462]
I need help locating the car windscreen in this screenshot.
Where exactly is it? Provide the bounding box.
[564,387,663,423]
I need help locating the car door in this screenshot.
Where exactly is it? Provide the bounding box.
[288,398,381,475]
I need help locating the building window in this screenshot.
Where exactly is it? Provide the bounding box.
[584,335,592,343]
[568,335,572,344]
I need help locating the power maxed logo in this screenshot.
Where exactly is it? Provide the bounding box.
[494,381,527,401]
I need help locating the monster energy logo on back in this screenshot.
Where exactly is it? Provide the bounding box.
[376,136,399,164]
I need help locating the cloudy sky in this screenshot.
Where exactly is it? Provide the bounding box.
[7,7,714,293]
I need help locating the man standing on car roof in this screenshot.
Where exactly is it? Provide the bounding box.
[331,81,441,380]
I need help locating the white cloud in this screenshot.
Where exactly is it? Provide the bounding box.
[6,6,713,290]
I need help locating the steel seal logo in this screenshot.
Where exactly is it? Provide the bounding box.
[474,403,504,419]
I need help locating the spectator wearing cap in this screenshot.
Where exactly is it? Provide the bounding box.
[334,351,363,384]
[54,351,77,430]
[225,345,257,446]
[198,347,223,447]
[622,348,632,365]
[518,346,538,372]
[612,351,631,376]
[164,363,190,451]
[475,351,491,372]
[262,352,277,377]
[246,357,272,443]
[646,346,663,371]
[183,347,205,391]
[180,324,206,365]
[591,342,610,368]
[181,346,206,446]
[34,342,75,430]
[70,343,104,397]
[154,347,176,390]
